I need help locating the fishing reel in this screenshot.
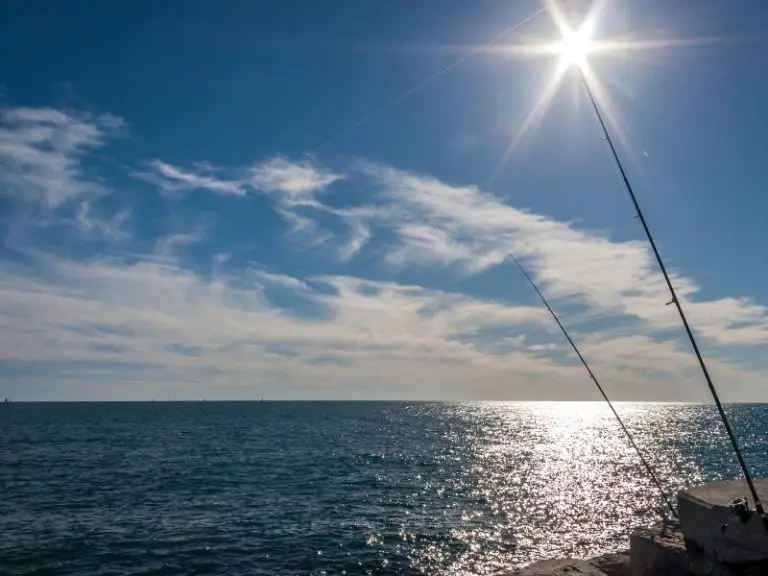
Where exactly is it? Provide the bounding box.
[729,496,752,523]
[721,497,752,533]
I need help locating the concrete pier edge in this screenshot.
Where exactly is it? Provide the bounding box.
[511,478,768,576]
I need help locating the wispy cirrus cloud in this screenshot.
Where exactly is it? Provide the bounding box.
[249,156,343,206]
[144,160,246,195]
[140,155,347,247]
[0,107,122,207]
[329,162,768,348]
[338,218,371,261]
[0,106,131,242]
[140,156,343,203]
[248,157,345,244]
[75,201,131,242]
[137,153,768,349]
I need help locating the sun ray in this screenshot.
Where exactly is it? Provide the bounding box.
[542,0,573,38]
[406,34,720,58]
[592,35,723,54]
[492,62,570,179]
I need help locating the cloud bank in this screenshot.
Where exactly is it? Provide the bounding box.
[1,106,766,401]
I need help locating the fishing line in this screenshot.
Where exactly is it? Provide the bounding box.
[577,69,766,522]
[512,257,678,519]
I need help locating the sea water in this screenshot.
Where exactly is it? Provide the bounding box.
[2,401,767,575]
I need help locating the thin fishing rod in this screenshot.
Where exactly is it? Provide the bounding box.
[577,69,765,517]
[513,258,678,519]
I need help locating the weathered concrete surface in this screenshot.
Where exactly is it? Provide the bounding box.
[678,478,768,564]
[630,524,691,576]
[512,558,608,575]
[587,552,631,576]
[629,523,735,576]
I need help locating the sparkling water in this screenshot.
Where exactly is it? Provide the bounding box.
[2,401,767,575]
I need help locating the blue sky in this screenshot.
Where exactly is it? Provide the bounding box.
[1,0,768,401]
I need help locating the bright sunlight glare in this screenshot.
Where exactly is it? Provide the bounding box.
[495,0,711,178]
[556,23,595,67]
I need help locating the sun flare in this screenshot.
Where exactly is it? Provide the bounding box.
[556,23,595,67]
[495,0,698,175]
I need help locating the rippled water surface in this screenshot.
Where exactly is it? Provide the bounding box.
[2,402,767,575]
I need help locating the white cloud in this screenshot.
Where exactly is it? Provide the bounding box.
[0,251,601,400]
[339,162,768,347]
[3,247,764,401]
[278,208,316,235]
[141,156,342,203]
[139,156,345,245]
[249,156,343,206]
[386,224,475,268]
[2,105,766,399]
[154,228,207,261]
[577,332,763,401]
[75,201,131,241]
[338,219,371,261]
[0,104,130,242]
[136,154,768,350]
[144,160,246,195]
[0,106,122,207]
[249,269,308,291]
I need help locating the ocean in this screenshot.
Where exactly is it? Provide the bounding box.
[2,402,767,575]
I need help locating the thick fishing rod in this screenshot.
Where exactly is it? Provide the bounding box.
[513,258,678,519]
[577,68,765,518]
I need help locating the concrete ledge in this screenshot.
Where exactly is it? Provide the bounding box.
[508,479,768,575]
[678,479,768,564]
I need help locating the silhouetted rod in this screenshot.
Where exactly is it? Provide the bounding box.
[513,258,678,519]
[577,69,765,518]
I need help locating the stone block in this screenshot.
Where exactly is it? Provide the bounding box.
[630,524,693,576]
[512,558,609,575]
[628,522,736,576]
[588,552,631,576]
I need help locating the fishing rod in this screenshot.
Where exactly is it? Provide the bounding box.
[576,68,766,520]
[513,257,678,519]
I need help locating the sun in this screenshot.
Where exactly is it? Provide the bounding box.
[556,22,595,67]
[495,0,709,175]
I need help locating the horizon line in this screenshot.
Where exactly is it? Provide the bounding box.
[4,399,766,404]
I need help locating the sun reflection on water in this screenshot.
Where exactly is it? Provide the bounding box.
[405,401,721,574]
